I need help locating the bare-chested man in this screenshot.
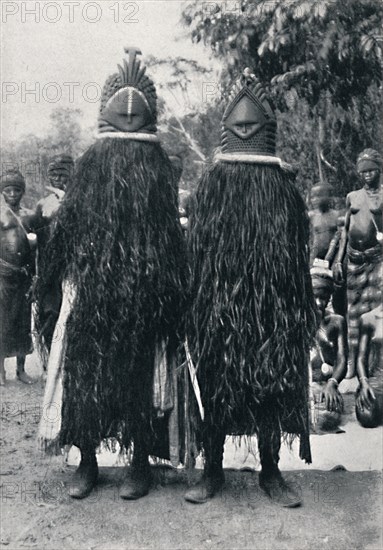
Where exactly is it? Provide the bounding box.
[0,170,36,385]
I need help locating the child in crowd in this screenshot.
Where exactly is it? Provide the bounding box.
[309,184,339,266]
[309,259,347,431]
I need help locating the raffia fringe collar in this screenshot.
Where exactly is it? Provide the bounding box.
[215,153,283,165]
[96,132,159,143]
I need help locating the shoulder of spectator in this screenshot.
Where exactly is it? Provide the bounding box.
[347,188,366,204]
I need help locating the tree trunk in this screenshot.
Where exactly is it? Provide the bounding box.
[315,103,325,184]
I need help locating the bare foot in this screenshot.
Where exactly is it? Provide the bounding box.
[16,371,34,384]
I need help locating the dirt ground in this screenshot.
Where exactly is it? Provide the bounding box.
[1,355,382,550]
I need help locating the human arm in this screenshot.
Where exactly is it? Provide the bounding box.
[325,214,345,266]
[0,194,11,227]
[325,229,340,266]
[26,201,46,233]
[41,188,65,218]
[332,204,350,283]
[308,210,314,257]
[333,199,350,282]
[323,317,347,411]
[29,190,65,232]
[356,322,375,410]
[333,196,350,282]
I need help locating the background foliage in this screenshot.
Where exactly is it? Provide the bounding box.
[182,0,383,197]
[1,0,381,208]
[1,108,93,209]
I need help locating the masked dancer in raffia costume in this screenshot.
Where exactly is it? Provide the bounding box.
[185,69,317,506]
[36,47,186,500]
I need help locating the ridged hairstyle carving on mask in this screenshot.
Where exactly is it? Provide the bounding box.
[99,47,158,133]
[221,69,277,155]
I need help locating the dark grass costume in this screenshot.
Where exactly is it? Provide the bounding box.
[54,139,186,451]
[189,163,315,452]
[185,70,317,502]
[0,171,34,358]
[37,49,186,475]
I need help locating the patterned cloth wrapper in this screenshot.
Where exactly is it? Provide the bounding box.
[346,243,382,349]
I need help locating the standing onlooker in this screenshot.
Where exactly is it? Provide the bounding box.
[34,155,74,355]
[333,149,382,378]
[309,183,339,266]
[0,169,36,385]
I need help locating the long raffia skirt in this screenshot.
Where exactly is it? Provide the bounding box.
[187,163,317,463]
[346,244,382,351]
[38,281,197,465]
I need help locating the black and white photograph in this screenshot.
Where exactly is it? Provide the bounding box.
[1,1,382,548]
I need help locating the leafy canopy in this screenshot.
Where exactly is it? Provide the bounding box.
[183,0,382,109]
